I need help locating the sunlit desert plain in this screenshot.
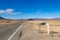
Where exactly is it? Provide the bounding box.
[19,19,60,40]
[0,19,60,40]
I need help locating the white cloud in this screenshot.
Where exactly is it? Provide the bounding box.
[5,8,14,14]
[36,11,40,14]
[0,10,5,13]
[36,10,41,14]
[16,12,22,14]
[0,8,22,14]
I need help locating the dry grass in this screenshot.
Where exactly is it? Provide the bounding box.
[0,20,20,24]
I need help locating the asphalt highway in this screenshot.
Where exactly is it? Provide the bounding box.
[0,21,24,40]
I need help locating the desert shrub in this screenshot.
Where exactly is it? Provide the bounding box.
[6,21,10,23]
[50,31,58,34]
[58,35,60,37]
[19,31,22,37]
[51,35,54,37]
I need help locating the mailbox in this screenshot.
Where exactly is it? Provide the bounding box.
[40,23,46,25]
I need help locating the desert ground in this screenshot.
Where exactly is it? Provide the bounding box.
[0,19,60,40]
[19,20,60,40]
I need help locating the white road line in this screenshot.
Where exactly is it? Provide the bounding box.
[7,23,24,40]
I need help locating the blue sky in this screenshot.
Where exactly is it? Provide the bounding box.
[0,0,60,19]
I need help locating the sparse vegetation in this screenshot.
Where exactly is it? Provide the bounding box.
[6,21,10,23]
[50,34,54,37]
[50,31,58,34]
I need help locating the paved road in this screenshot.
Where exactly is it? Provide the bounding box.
[0,21,24,40]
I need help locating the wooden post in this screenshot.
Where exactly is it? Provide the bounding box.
[38,24,41,33]
[39,25,41,33]
[46,24,49,35]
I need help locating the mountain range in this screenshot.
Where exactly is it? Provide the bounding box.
[0,16,60,20]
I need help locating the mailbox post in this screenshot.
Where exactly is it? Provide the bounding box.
[46,24,49,35]
[39,23,49,35]
[39,23,46,33]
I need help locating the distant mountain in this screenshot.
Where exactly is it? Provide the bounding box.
[0,17,60,20]
[52,18,60,20]
[26,18,60,20]
[0,17,11,20]
[0,17,5,19]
